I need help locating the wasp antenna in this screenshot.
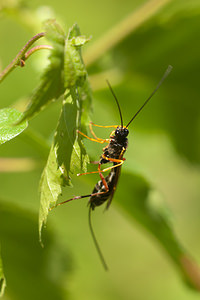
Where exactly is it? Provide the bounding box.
[106,80,123,128]
[126,65,173,128]
[88,206,109,271]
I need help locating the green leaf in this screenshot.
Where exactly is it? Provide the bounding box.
[64,23,93,132]
[19,20,65,122]
[39,23,92,238]
[53,94,78,186]
[116,171,200,290]
[64,24,88,88]
[44,76,91,184]
[53,23,92,184]
[0,202,70,299]
[77,79,93,134]
[54,86,90,185]
[39,145,63,242]
[19,22,91,125]
[70,35,91,46]
[39,89,90,240]
[0,247,6,297]
[0,108,27,144]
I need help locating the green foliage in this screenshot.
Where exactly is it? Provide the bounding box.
[64,24,90,87]
[0,108,27,144]
[39,145,63,242]
[116,172,198,289]
[0,202,70,300]
[0,1,200,299]
[39,22,91,241]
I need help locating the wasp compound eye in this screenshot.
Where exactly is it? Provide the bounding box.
[123,128,129,137]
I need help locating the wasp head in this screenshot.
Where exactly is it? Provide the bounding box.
[115,127,129,141]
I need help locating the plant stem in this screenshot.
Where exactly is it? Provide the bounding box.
[0,32,46,83]
[84,0,172,67]
[24,45,53,60]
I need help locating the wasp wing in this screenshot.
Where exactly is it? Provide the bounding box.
[106,165,122,210]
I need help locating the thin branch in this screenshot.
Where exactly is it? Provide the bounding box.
[24,45,53,61]
[0,32,46,82]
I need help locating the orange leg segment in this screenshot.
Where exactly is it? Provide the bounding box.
[89,123,106,141]
[77,157,125,176]
[77,147,126,177]
[77,130,109,144]
[98,163,109,192]
[90,122,118,129]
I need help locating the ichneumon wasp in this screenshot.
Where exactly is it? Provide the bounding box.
[50,65,172,270]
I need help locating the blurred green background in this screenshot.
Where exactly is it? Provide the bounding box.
[0,0,200,299]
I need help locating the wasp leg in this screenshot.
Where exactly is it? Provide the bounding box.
[90,122,118,129]
[50,161,113,210]
[89,121,118,141]
[89,122,106,141]
[78,148,126,176]
[97,163,109,192]
[49,188,109,210]
[77,130,109,144]
[77,159,124,176]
